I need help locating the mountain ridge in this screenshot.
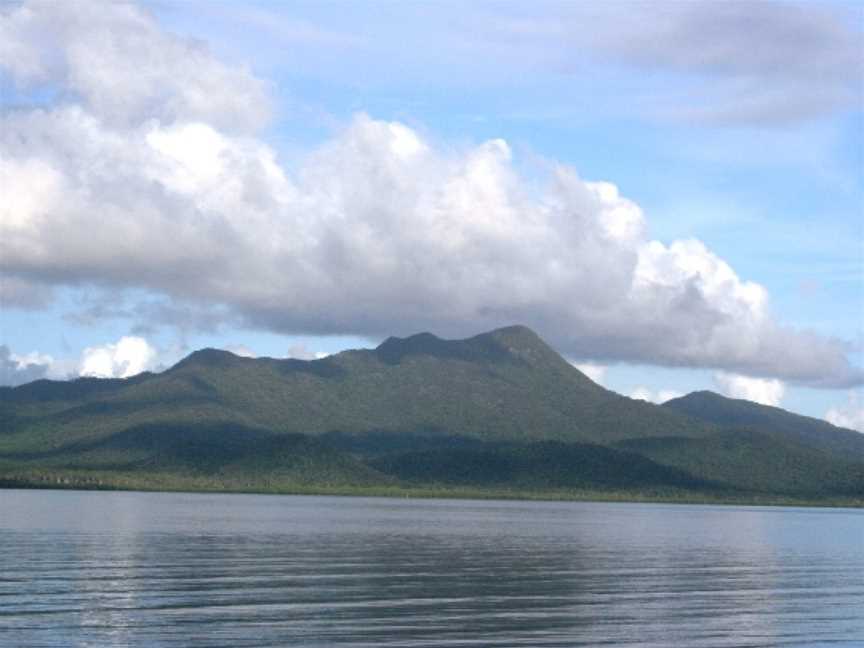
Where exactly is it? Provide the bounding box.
[663,390,864,459]
[1,325,861,502]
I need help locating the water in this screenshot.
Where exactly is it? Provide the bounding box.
[1,490,862,647]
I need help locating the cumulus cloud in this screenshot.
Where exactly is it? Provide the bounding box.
[714,372,785,407]
[0,0,860,389]
[0,0,270,132]
[629,387,684,404]
[0,345,82,385]
[1,335,161,386]
[825,391,864,433]
[78,336,158,379]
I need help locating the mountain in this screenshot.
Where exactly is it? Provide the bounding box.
[1,326,862,502]
[1,325,713,448]
[663,390,864,460]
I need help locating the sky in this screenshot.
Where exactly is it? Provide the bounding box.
[0,0,862,430]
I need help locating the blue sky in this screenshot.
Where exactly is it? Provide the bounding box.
[1,0,862,428]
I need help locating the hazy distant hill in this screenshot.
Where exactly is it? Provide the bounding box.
[663,390,864,460]
[1,326,862,501]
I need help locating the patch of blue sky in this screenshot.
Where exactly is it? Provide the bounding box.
[2,284,372,369]
[0,72,62,109]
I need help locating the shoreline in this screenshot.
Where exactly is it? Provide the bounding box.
[2,474,861,510]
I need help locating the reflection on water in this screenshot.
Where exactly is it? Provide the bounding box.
[1,490,862,647]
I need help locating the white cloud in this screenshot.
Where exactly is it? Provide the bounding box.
[79,336,158,379]
[0,0,270,132]
[629,387,684,404]
[571,362,606,385]
[0,0,859,389]
[714,372,785,407]
[1,336,163,386]
[825,391,864,433]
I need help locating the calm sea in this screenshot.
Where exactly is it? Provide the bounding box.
[1,490,862,647]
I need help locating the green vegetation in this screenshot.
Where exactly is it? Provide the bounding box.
[616,429,864,497]
[664,390,864,459]
[369,440,719,491]
[2,325,862,506]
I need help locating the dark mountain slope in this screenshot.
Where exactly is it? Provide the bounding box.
[370,440,721,492]
[0,422,390,490]
[616,429,864,497]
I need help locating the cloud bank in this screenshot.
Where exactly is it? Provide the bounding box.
[0,0,860,388]
[483,0,862,125]
[586,1,861,125]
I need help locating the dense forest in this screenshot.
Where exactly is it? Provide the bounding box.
[2,326,862,504]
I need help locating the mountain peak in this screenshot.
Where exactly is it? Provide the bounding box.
[171,348,242,371]
[480,324,544,347]
[473,324,567,366]
[375,331,466,364]
[666,390,777,411]
[373,325,555,366]
[665,390,722,404]
[376,331,440,351]
[664,389,864,460]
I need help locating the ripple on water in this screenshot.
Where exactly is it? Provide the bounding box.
[1,492,862,647]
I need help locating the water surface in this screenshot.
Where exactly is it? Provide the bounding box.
[1,490,862,647]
